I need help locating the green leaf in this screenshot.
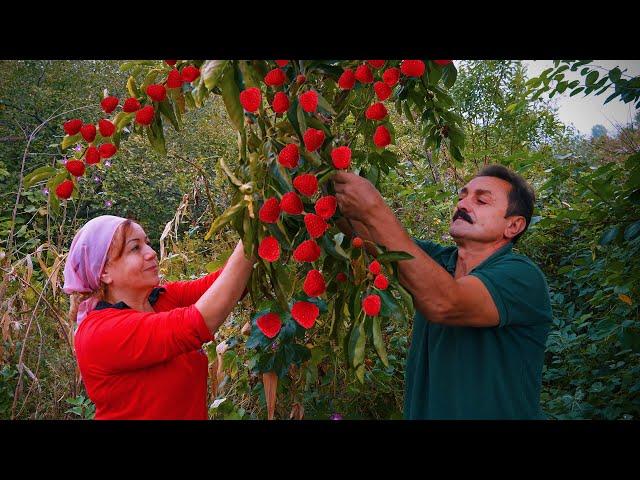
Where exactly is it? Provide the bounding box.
[126,76,141,98]
[23,166,57,188]
[585,71,599,86]
[220,64,244,132]
[608,67,622,83]
[372,317,389,367]
[624,221,640,242]
[402,101,415,124]
[376,250,414,262]
[61,133,81,151]
[201,60,228,90]
[570,87,585,97]
[316,92,336,115]
[204,200,246,240]
[599,226,619,246]
[146,115,167,156]
[157,100,180,131]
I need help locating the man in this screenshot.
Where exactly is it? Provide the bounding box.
[333,164,552,420]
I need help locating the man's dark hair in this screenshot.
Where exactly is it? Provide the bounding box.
[474,164,536,244]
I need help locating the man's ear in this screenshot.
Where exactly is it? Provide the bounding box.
[504,215,526,241]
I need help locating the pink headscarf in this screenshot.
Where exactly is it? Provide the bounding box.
[63,215,128,325]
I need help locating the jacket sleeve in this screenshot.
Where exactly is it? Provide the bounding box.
[76,305,213,374]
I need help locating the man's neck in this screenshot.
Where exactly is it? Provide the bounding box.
[454,239,510,278]
[105,287,155,312]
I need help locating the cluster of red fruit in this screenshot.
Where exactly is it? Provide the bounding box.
[54,60,202,200]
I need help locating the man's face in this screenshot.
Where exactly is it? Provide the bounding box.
[449,176,517,244]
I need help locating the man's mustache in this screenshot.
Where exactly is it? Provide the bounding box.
[452,209,473,224]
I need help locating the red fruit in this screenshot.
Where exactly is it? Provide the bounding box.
[258,236,280,262]
[146,84,167,102]
[239,87,262,112]
[167,69,183,89]
[293,240,321,263]
[80,124,96,143]
[400,60,425,77]
[98,119,115,137]
[63,119,83,136]
[336,272,347,283]
[352,237,363,248]
[314,195,337,220]
[98,143,117,159]
[303,128,325,152]
[100,96,119,114]
[374,274,389,290]
[181,65,200,82]
[85,146,100,165]
[373,125,391,148]
[331,146,352,169]
[291,302,319,329]
[278,144,299,169]
[303,269,326,297]
[264,68,286,87]
[135,105,155,125]
[280,192,304,215]
[296,74,306,85]
[365,102,388,121]
[275,60,289,67]
[55,180,74,200]
[362,294,381,316]
[65,160,85,177]
[338,69,356,90]
[368,260,382,275]
[299,90,318,113]
[367,60,385,69]
[374,81,392,101]
[293,173,318,197]
[304,213,329,239]
[259,197,281,223]
[355,64,374,84]
[272,92,290,114]
[256,312,282,338]
[123,97,141,113]
[434,60,453,66]
[165,60,177,66]
[382,67,401,87]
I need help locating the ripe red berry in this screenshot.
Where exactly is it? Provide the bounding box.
[352,237,363,248]
[291,301,319,329]
[165,60,177,66]
[303,128,325,152]
[362,294,381,316]
[373,125,391,148]
[314,195,337,219]
[338,69,356,90]
[123,97,141,113]
[264,68,286,87]
[135,105,155,125]
[181,65,201,82]
[331,146,352,169]
[304,213,329,238]
[374,81,392,101]
[63,119,83,136]
[167,69,183,89]
[433,60,453,66]
[259,197,281,223]
[280,191,304,215]
[374,274,389,290]
[355,64,374,84]
[296,74,306,85]
[98,119,115,137]
[293,173,318,197]
[146,84,167,102]
[275,60,289,67]
[382,67,401,87]
[98,143,117,159]
[303,269,326,297]
[256,312,282,338]
[258,236,281,262]
[55,179,74,199]
[100,96,119,114]
[367,60,385,69]
[278,144,299,169]
[368,260,382,275]
[365,102,388,121]
[272,92,290,114]
[400,60,425,77]
[65,160,85,177]
[299,90,318,113]
[80,124,96,143]
[85,146,100,165]
[336,272,348,283]
[293,240,321,263]
[239,87,262,112]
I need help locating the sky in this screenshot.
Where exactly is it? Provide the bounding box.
[521,60,639,137]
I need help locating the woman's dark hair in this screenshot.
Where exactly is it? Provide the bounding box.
[475,165,535,244]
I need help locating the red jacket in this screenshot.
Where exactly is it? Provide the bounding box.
[74,270,223,420]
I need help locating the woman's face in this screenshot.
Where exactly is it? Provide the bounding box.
[100,222,159,292]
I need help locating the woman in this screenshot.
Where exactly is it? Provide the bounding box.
[62,215,254,420]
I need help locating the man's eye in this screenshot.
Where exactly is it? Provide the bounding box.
[477,199,486,205]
